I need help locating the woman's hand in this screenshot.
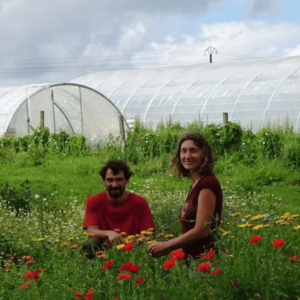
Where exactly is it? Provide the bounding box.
[148,241,171,257]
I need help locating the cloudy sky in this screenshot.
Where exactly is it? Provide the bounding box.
[0,0,299,86]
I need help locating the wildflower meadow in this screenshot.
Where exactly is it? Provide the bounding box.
[1,120,300,299]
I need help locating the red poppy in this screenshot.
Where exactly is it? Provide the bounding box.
[135,277,145,285]
[74,291,82,297]
[171,249,185,260]
[201,248,214,260]
[124,243,134,252]
[209,269,221,276]
[231,279,238,287]
[20,281,30,289]
[163,257,176,270]
[197,262,211,272]
[120,262,140,273]
[289,255,300,263]
[272,239,285,248]
[24,270,40,280]
[102,259,114,270]
[249,235,262,244]
[83,288,93,300]
[120,261,133,271]
[116,273,131,280]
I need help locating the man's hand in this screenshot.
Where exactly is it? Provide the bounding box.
[106,231,123,245]
[87,226,124,245]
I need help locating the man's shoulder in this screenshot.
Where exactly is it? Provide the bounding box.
[128,192,148,204]
[86,191,107,203]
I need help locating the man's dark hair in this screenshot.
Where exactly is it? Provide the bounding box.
[99,159,133,180]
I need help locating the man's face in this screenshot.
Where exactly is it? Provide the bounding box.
[103,169,128,199]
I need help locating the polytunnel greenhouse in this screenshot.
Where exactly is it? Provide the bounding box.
[71,55,300,132]
[0,83,128,145]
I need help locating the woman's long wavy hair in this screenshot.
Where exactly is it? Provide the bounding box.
[170,132,215,178]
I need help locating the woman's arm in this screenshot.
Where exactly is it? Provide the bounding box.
[148,188,216,257]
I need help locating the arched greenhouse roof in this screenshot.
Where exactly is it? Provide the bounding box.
[70,55,300,132]
[0,83,128,145]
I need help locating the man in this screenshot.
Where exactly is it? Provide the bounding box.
[82,159,155,257]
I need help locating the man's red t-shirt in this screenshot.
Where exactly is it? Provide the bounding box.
[83,192,155,235]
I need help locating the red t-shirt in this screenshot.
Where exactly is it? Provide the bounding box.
[83,191,155,235]
[179,173,223,258]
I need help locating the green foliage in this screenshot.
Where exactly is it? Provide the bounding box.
[0,180,31,216]
[281,134,300,168]
[256,128,283,158]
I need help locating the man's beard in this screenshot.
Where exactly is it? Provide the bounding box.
[107,186,126,199]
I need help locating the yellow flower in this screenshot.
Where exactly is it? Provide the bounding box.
[67,237,74,241]
[280,213,290,220]
[144,231,153,236]
[244,214,252,219]
[228,254,234,258]
[263,224,270,227]
[232,212,240,217]
[116,244,125,250]
[291,215,299,219]
[239,222,254,228]
[252,225,264,230]
[78,254,82,259]
[223,231,231,235]
[37,238,45,242]
[157,233,165,237]
[147,240,157,244]
[54,239,60,243]
[87,233,95,237]
[141,230,147,235]
[62,241,68,247]
[127,235,135,239]
[98,253,108,258]
[164,234,174,238]
[114,229,120,232]
[136,238,144,243]
[231,236,234,239]
[124,238,133,244]
[251,215,264,221]
[121,232,127,236]
[292,225,300,231]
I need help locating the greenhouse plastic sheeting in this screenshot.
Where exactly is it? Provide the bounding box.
[71,56,300,132]
[0,83,127,145]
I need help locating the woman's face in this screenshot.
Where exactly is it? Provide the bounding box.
[180,139,203,172]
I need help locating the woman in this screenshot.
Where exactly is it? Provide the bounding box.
[148,132,223,258]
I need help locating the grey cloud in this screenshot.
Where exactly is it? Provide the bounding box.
[244,0,284,17]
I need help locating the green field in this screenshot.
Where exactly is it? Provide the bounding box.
[1,122,300,299]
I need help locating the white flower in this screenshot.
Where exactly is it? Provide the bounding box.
[34,195,39,199]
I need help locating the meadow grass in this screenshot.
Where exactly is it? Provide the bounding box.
[1,123,300,299]
[1,151,300,299]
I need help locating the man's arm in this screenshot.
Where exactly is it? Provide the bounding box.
[87,226,123,245]
[138,200,156,232]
